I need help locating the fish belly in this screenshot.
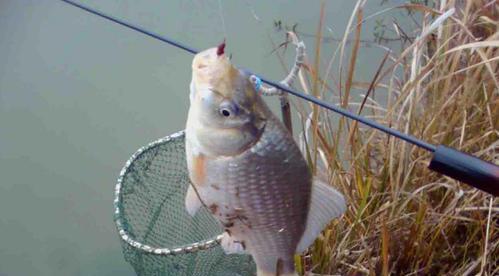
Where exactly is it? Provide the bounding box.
[201,118,312,273]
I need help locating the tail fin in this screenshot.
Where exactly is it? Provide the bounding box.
[296,178,346,253]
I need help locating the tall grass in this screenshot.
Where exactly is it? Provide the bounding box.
[289,0,498,274]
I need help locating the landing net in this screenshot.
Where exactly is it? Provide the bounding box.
[114,130,256,275]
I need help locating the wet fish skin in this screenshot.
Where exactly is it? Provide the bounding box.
[185,45,345,276]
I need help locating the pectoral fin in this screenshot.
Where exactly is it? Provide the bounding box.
[185,184,202,216]
[296,178,346,253]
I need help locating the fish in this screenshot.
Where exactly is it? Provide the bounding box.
[184,42,346,276]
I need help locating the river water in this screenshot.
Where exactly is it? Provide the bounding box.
[0,1,410,275]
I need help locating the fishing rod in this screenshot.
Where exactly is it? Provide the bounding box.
[59,0,499,196]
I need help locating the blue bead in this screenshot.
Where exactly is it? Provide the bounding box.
[253,76,262,92]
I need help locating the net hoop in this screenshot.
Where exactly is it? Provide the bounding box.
[113,130,223,256]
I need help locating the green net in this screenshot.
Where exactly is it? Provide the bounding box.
[114,130,256,276]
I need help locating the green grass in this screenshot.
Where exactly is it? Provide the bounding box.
[287,1,498,275]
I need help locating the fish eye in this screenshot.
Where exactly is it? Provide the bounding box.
[219,102,238,118]
[221,108,231,117]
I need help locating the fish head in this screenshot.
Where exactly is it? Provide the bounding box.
[187,43,267,156]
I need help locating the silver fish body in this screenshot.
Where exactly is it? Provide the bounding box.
[185,45,345,276]
[191,113,310,274]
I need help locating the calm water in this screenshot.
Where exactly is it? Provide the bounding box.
[0,1,408,275]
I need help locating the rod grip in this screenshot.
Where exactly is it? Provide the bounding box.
[429,145,499,196]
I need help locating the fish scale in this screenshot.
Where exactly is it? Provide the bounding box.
[185,45,346,276]
[198,114,311,270]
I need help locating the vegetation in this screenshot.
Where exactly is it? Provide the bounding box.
[284,1,498,275]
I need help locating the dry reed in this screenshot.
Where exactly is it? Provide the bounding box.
[287,0,498,275]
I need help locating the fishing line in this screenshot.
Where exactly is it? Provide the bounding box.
[58,0,499,195]
[217,0,228,39]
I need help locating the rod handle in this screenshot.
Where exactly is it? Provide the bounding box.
[429,145,499,196]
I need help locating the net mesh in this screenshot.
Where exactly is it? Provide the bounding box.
[114,131,256,275]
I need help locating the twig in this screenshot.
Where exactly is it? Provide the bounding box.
[479,197,494,275]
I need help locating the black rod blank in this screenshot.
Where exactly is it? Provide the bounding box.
[430,146,499,196]
[58,0,499,196]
